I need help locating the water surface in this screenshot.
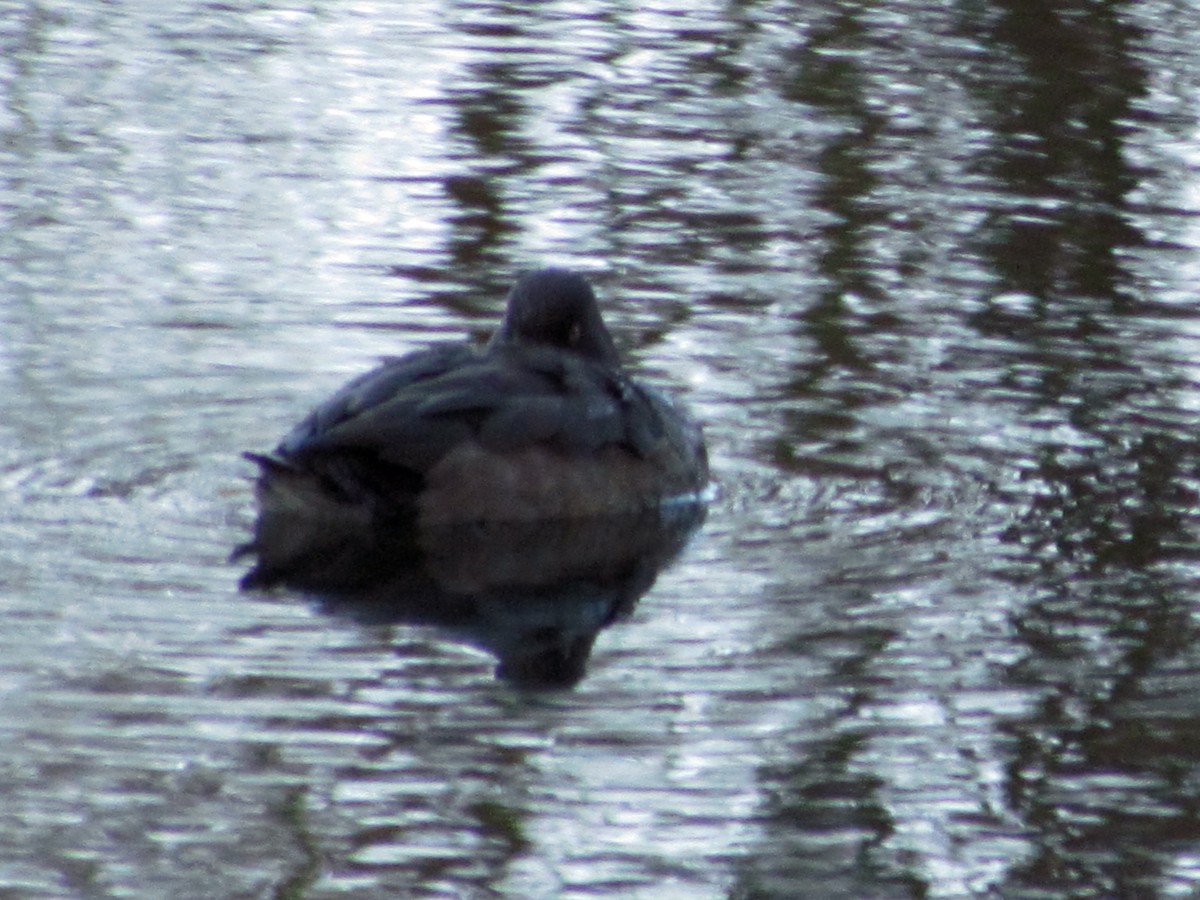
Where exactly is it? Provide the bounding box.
[3,1,1200,897]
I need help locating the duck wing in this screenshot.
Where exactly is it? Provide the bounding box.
[276,343,668,474]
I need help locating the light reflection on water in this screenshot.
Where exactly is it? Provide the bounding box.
[3,0,1200,897]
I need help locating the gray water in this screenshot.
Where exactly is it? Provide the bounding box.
[5,1,1200,897]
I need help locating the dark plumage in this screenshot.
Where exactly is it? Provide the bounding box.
[245,268,708,527]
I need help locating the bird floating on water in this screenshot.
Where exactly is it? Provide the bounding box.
[243,268,708,531]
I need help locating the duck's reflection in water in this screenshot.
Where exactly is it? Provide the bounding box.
[235,503,705,688]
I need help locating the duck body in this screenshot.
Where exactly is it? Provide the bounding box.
[248,269,707,527]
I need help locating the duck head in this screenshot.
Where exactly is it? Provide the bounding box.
[488,268,621,366]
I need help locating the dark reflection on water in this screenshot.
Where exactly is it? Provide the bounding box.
[5,0,1200,896]
[237,502,705,688]
[967,5,1200,897]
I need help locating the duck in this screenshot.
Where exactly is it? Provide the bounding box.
[244,268,708,530]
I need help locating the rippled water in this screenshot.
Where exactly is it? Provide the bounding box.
[5,1,1200,897]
